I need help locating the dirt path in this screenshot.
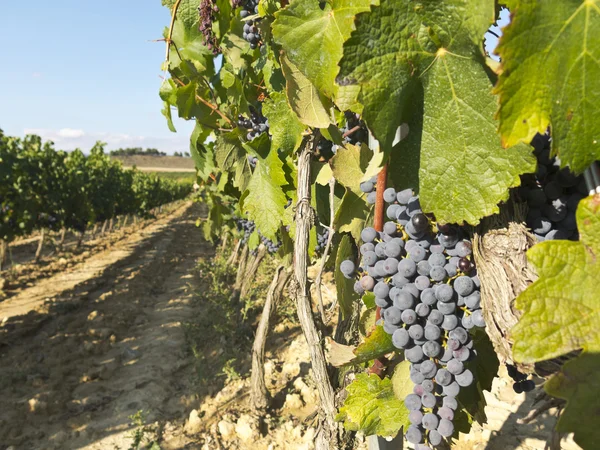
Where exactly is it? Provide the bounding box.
[0,203,209,450]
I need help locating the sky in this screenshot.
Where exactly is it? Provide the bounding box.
[0,3,510,155]
[0,1,196,154]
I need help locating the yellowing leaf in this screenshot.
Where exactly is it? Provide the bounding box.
[495,0,600,173]
[280,54,332,128]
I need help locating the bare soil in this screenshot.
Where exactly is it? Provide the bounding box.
[0,203,582,450]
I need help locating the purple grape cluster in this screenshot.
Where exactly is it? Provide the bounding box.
[37,213,59,230]
[520,132,586,242]
[314,139,336,162]
[237,106,269,141]
[197,0,220,54]
[315,227,330,254]
[341,111,368,145]
[340,186,485,448]
[240,0,261,49]
[236,217,281,254]
[247,155,258,168]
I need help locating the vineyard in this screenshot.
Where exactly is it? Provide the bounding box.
[0,131,192,268]
[0,0,598,449]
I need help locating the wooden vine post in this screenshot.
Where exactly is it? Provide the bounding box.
[293,140,339,449]
[250,265,293,411]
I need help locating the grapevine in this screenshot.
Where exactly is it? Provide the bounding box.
[158,0,600,448]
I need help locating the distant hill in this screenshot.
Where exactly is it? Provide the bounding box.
[112,155,196,172]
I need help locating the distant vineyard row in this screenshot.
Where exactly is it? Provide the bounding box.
[0,131,193,244]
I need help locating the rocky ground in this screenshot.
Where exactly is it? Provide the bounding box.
[0,201,581,450]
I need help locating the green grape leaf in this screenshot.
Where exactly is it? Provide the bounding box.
[280,54,332,128]
[334,189,369,242]
[335,234,358,319]
[161,101,176,132]
[330,143,371,193]
[339,0,535,224]
[359,307,377,336]
[512,195,600,446]
[351,325,395,364]
[263,91,306,154]
[337,373,409,437]
[214,129,252,190]
[495,0,600,173]
[513,195,600,362]
[415,54,537,225]
[391,360,413,401]
[272,0,373,96]
[248,230,260,250]
[545,353,600,449]
[241,148,288,240]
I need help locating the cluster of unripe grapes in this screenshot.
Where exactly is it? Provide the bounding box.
[520,132,586,242]
[240,0,261,49]
[237,106,269,141]
[339,182,485,448]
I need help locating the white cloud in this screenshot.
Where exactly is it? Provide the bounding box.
[21,128,193,155]
[57,128,85,138]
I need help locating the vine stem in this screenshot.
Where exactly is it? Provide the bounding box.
[315,177,336,324]
[171,77,234,126]
[370,164,388,376]
[164,0,183,70]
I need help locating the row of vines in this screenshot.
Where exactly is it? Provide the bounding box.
[159,0,599,448]
[0,130,193,265]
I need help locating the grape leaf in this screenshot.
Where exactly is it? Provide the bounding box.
[280,54,332,128]
[495,0,600,173]
[339,0,535,225]
[513,195,600,446]
[334,189,369,243]
[415,54,537,225]
[336,373,409,437]
[241,148,288,240]
[330,143,371,193]
[262,91,306,154]
[513,195,600,362]
[545,353,600,449]
[391,360,413,400]
[352,325,395,364]
[214,129,252,191]
[271,0,373,96]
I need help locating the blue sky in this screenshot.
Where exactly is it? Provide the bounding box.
[0,3,509,155]
[0,1,195,153]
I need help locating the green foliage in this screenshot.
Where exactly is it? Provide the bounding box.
[513,195,600,447]
[339,0,536,224]
[495,0,600,173]
[0,131,192,243]
[337,373,409,437]
[272,0,374,96]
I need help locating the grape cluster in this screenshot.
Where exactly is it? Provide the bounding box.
[38,213,59,230]
[198,0,220,54]
[340,186,485,448]
[235,217,281,254]
[247,155,258,168]
[360,176,379,205]
[506,364,535,394]
[314,139,336,162]
[240,0,261,49]
[315,227,330,254]
[520,132,586,242]
[341,112,368,145]
[237,106,269,141]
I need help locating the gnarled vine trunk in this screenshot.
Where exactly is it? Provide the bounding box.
[240,244,267,299]
[35,229,45,262]
[0,239,8,271]
[250,265,292,411]
[473,196,537,370]
[293,142,339,450]
[58,228,67,251]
